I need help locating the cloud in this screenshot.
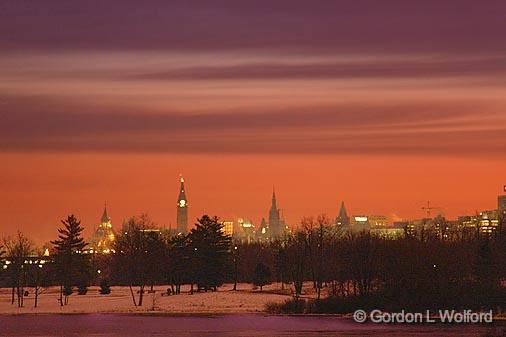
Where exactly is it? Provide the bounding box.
[1,1,505,54]
[130,56,506,81]
[1,94,505,156]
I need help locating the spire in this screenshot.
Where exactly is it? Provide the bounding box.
[178,175,187,205]
[101,202,110,224]
[271,187,277,209]
[336,201,350,226]
[339,201,348,218]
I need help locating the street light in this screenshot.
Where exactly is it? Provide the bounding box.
[233,246,238,291]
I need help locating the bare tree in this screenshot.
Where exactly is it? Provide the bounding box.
[2,232,33,307]
[114,214,164,306]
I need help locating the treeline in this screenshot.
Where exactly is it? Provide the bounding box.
[1,214,505,313]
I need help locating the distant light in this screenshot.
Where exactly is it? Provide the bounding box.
[43,248,50,256]
[97,269,101,274]
[433,264,437,268]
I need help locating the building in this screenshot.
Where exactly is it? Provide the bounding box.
[350,215,370,232]
[88,204,116,254]
[368,215,389,229]
[256,217,270,242]
[370,223,405,239]
[458,210,499,235]
[479,210,499,234]
[176,176,188,234]
[221,220,234,237]
[498,194,506,218]
[335,201,350,227]
[235,218,256,243]
[268,189,283,239]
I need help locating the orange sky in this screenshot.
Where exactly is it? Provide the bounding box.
[1,1,506,244]
[1,153,505,244]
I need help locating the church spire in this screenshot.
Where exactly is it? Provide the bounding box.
[269,187,281,238]
[336,201,350,226]
[271,187,277,209]
[101,202,110,224]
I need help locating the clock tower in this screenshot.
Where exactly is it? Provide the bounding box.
[176,176,188,234]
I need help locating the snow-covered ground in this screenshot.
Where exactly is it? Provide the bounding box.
[0,283,295,314]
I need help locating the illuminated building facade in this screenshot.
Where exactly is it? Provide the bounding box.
[176,176,188,234]
[221,220,234,237]
[88,204,115,254]
[478,210,499,234]
[236,218,255,243]
[350,215,370,232]
[458,211,499,235]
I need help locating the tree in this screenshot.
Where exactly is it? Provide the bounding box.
[166,234,189,295]
[99,279,111,295]
[275,243,290,290]
[188,215,231,291]
[113,214,164,306]
[253,262,271,291]
[51,215,88,305]
[2,232,33,307]
[285,231,307,298]
[28,248,52,308]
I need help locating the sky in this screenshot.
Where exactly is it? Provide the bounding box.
[1,1,506,244]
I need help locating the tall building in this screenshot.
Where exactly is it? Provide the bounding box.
[176,176,188,234]
[335,201,350,227]
[221,220,234,237]
[268,189,282,238]
[498,194,506,217]
[89,204,115,254]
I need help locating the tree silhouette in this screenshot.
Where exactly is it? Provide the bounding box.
[51,215,88,305]
[188,215,231,291]
[253,262,271,291]
[2,232,33,307]
[113,214,164,306]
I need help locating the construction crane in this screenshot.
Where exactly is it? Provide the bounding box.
[421,201,441,218]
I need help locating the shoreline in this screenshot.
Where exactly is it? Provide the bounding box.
[1,284,505,322]
[0,311,506,320]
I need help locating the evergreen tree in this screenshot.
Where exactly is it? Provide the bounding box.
[51,214,88,305]
[188,215,231,291]
[253,262,271,291]
[166,234,189,295]
[473,238,499,306]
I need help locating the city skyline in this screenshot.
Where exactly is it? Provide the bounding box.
[2,172,504,244]
[1,1,506,243]
[1,2,506,332]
